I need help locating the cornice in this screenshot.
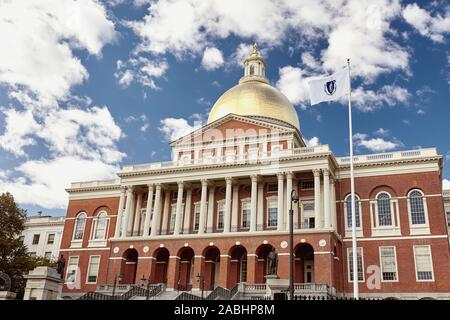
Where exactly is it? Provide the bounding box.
[118,151,331,178]
[336,156,441,170]
[66,184,121,194]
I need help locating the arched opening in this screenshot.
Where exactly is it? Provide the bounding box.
[177,247,194,291]
[295,243,314,283]
[203,246,220,290]
[228,245,247,288]
[255,244,275,283]
[121,248,138,284]
[151,248,169,284]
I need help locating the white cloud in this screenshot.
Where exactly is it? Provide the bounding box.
[115,57,168,90]
[0,0,116,104]
[0,1,124,210]
[201,47,224,71]
[159,117,203,141]
[275,66,312,109]
[0,157,119,209]
[374,128,389,136]
[305,136,320,147]
[127,0,410,87]
[402,3,450,43]
[353,132,401,152]
[351,85,410,112]
[443,179,450,190]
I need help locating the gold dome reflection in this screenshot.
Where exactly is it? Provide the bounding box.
[207,80,300,130]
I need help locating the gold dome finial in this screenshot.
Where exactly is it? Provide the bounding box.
[252,42,258,54]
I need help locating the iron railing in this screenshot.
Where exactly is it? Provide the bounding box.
[78,284,163,300]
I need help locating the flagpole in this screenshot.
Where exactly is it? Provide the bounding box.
[347,58,359,300]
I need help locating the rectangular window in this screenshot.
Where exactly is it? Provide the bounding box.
[217,203,224,230]
[267,183,278,193]
[44,252,52,260]
[32,234,40,245]
[348,248,364,282]
[447,212,450,227]
[301,180,314,190]
[66,256,79,283]
[414,245,434,281]
[47,234,55,244]
[87,256,100,284]
[193,204,200,231]
[380,247,397,281]
[19,236,24,243]
[241,201,250,229]
[267,200,278,227]
[170,204,176,233]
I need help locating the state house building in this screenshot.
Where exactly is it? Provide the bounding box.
[60,46,450,300]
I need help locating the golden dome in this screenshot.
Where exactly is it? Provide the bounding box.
[207,44,300,130]
[207,81,300,130]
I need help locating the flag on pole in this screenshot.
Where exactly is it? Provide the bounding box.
[308,61,359,300]
[308,67,348,105]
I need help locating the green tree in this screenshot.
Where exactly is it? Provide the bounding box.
[0,192,54,298]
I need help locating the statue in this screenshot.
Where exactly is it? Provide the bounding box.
[267,249,278,275]
[56,254,66,278]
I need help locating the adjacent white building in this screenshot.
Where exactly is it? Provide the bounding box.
[21,215,65,261]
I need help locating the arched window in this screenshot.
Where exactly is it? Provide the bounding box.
[73,212,86,240]
[346,194,361,228]
[94,211,108,240]
[377,193,392,226]
[409,190,426,225]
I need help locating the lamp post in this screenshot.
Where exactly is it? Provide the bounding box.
[289,189,299,300]
[196,273,205,299]
[112,274,122,300]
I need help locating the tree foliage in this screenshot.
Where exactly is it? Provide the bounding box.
[0,192,55,298]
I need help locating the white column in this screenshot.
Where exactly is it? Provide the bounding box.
[285,172,293,231]
[323,169,330,229]
[293,181,299,229]
[277,173,285,231]
[224,177,233,233]
[121,186,134,238]
[198,179,208,234]
[133,193,143,235]
[231,182,239,231]
[150,184,162,236]
[206,184,216,233]
[173,181,184,235]
[183,187,192,234]
[330,177,336,230]
[250,175,258,232]
[114,187,126,238]
[142,184,154,236]
[257,180,264,231]
[161,189,170,234]
[126,191,136,235]
[313,169,322,229]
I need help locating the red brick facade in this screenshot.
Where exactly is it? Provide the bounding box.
[60,170,450,298]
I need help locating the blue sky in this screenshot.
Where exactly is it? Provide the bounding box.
[0,0,449,216]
